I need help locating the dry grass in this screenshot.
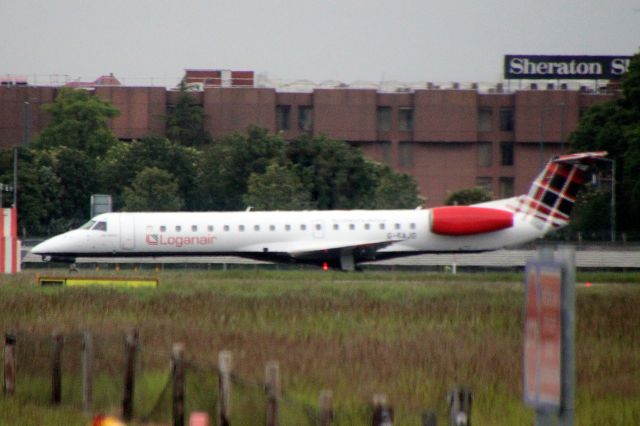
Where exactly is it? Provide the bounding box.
[0,269,639,425]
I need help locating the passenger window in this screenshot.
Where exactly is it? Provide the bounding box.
[239,225,245,232]
[160,225,167,232]
[269,225,276,231]
[191,225,198,232]
[300,224,307,231]
[285,224,291,231]
[93,221,107,231]
[364,223,370,230]
[224,225,230,232]
[410,223,416,230]
[379,223,385,230]
[254,225,260,231]
[349,224,355,230]
[333,224,339,231]
[395,223,400,230]
[315,224,322,231]
[207,225,214,232]
[176,225,182,232]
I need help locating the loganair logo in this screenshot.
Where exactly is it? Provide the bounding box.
[145,234,216,248]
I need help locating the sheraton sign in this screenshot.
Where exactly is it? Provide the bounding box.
[505,55,631,79]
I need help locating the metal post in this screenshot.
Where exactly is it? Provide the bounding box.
[82,332,93,413]
[558,247,576,426]
[610,160,616,243]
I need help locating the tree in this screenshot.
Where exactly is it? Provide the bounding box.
[122,167,184,211]
[569,50,640,235]
[445,187,493,206]
[33,88,119,157]
[243,163,314,210]
[166,81,212,147]
[286,134,379,209]
[197,126,286,210]
[373,166,424,209]
[98,135,200,210]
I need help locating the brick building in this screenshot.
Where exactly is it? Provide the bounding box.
[0,78,616,207]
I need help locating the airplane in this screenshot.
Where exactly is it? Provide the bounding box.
[31,151,607,271]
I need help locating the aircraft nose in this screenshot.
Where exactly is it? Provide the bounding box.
[31,233,74,255]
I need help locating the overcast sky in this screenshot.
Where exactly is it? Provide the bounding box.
[1,0,638,87]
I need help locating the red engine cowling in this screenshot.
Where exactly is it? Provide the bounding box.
[431,206,513,236]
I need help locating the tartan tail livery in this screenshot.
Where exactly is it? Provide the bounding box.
[508,151,608,231]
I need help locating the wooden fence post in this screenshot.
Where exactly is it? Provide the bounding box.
[422,411,437,426]
[3,333,16,396]
[51,332,64,405]
[82,332,93,413]
[172,343,186,426]
[372,394,393,426]
[265,361,280,426]
[319,390,333,426]
[448,387,472,426]
[122,329,138,421]
[218,351,232,426]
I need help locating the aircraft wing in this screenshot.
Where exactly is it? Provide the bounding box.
[241,239,401,262]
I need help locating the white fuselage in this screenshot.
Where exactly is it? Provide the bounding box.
[31,208,546,269]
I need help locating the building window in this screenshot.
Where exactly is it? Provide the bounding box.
[399,107,414,131]
[500,142,514,166]
[276,105,291,131]
[477,142,492,167]
[499,108,514,132]
[478,107,492,132]
[476,177,492,192]
[499,177,515,198]
[377,107,392,131]
[399,142,414,167]
[298,106,313,131]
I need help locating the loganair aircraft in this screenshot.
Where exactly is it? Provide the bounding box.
[32,152,606,271]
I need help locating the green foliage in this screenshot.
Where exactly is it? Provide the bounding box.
[286,134,379,209]
[444,187,493,205]
[122,167,184,211]
[166,81,212,147]
[98,135,199,210]
[243,162,314,210]
[569,50,640,235]
[33,88,119,157]
[374,165,424,209]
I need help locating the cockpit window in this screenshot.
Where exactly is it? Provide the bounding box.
[92,221,107,231]
[80,220,96,230]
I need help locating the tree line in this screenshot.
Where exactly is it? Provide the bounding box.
[0,86,423,236]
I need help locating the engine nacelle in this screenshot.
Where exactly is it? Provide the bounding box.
[430,206,513,236]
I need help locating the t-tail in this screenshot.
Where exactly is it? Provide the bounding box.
[508,151,607,231]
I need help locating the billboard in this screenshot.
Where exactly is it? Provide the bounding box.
[505,55,632,79]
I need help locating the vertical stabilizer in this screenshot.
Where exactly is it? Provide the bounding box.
[513,151,607,230]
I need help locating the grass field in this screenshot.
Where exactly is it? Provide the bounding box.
[1,269,639,425]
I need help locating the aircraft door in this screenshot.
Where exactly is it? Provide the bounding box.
[313,220,324,239]
[120,214,135,250]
